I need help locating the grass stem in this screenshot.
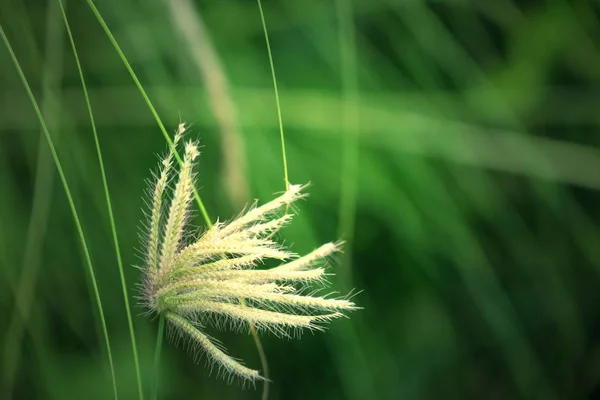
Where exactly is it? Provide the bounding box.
[85,0,211,225]
[152,314,165,400]
[257,0,289,190]
[0,23,118,400]
[59,1,143,398]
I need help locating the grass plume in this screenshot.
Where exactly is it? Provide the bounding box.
[140,128,358,382]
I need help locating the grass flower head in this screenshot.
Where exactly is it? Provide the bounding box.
[140,125,358,382]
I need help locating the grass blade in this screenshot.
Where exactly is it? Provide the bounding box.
[257,0,289,190]
[0,23,118,400]
[58,1,143,399]
[83,1,214,397]
[84,0,211,225]
[2,0,63,393]
[336,0,360,261]
[164,0,249,208]
[152,314,165,400]
[251,2,295,396]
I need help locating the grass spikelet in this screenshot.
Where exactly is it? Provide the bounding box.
[148,124,185,273]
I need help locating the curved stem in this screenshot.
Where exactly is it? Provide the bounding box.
[85,0,211,226]
[152,314,166,400]
[0,23,118,399]
[59,1,143,398]
[250,324,270,400]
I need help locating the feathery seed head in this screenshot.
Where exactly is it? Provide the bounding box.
[140,126,358,382]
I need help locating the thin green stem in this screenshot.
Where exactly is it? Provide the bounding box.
[257,0,289,190]
[251,324,270,400]
[254,2,295,396]
[84,2,216,397]
[0,24,118,400]
[336,0,360,254]
[2,0,62,393]
[59,1,143,399]
[240,297,270,400]
[85,0,211,226]
[85,3,281,397]
[152,314,165,400]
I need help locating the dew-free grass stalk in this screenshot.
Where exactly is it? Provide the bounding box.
[85,1,300,396]
[2,0,63,393]
[58,1,143,399]
[255,2,292,396]
[82,1,258,396]
[0,24,118,400]
[257,0,289,192]
[83,3,212,394]
[84,0,210,221]
[335,0,360,277]
[152,314,165,400]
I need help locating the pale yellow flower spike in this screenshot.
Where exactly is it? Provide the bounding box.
[147,124,185,273]
[159,141,197,276]
[141,127,358,383]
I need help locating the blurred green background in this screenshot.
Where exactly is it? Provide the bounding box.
[2,0,600,399]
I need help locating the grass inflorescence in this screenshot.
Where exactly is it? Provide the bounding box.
[139,125,358,382]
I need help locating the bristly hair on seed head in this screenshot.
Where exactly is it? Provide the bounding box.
[139,123,359,382]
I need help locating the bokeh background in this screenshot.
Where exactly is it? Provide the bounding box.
[2,0,600,399]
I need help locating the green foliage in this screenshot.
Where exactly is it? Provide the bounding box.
[2,0,600,399]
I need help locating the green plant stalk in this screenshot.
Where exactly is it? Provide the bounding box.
[86,2,291,396]
[59,1,143,399]
[85,0,210,224]
[0,24,118,400]
[335,0,359,281]
[254,2,294,396]
[242,297,270,400]
[2,0,63,393]
[152,314,165,400]
[84,2,215,397]
[257,0,289,191]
